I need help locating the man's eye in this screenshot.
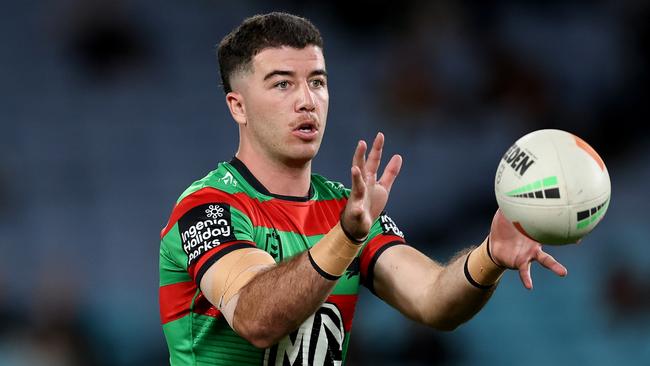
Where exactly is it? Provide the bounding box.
[310,79,325,88]
[275,81,289,89]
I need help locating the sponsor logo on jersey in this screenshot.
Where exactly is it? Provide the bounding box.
[380,213,404,238]
[264,303,344,366]
[501,143,536,177]
[325,181,345,193]
[218,171,238,187]
[178,203,236,266]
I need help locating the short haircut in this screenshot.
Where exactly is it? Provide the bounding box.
[217,12,324,94]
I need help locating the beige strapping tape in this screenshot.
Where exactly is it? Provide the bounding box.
[467,239,504,286]
[309,222,362,277]
[212,248,275,307]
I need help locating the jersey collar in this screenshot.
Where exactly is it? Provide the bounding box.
[229,157,314,202]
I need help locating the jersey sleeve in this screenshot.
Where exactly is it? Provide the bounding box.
[359,211,407,293]
[160,187,257,285]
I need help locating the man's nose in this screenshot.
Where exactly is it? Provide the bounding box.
[295,82,316,112]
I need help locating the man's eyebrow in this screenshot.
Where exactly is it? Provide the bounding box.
[263,69,328,81]
[263,70,294,81]
[310,69,328,78]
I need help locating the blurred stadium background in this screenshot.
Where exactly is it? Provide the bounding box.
[1,0,649,365]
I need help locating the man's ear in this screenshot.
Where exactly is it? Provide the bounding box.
[226,91,246,126]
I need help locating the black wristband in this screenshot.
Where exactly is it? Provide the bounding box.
[307,250,341,281]
[339,213,367,244]
[463,252,495,290]
[486,237,506,269]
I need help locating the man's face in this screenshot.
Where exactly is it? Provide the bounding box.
[232,45,329,166]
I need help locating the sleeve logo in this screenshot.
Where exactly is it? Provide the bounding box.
[205,205,224,219]
[178,203,236,266]
[379,213,404,238]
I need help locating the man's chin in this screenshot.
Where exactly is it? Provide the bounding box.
[282,146,320,167]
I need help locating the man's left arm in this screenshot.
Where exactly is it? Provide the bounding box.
[371,209,569,331]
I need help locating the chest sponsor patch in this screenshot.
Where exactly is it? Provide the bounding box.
[178,203,236,266]
[379,213,404,238]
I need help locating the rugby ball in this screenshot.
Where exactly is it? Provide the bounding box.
[494,129,610,244]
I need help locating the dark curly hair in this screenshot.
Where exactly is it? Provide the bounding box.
[217,12,323,94]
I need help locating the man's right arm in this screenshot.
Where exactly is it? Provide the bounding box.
[199,215,375,348]
[200,133,402,348]
[201,248,335,348]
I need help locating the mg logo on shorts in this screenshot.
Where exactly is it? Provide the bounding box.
[263,303,344,366]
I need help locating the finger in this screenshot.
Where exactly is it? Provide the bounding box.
[535,249,568,277]
[518,261,533,290]
[352,140,367,174]
[378,154,402,193]
[349,166,367,203]
[365,132,384,179]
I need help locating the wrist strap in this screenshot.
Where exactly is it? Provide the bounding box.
[464,238,505,290]
[464,254,495,290]
[308,222,363,280]
[486,237,506,269]
[308,251,341,281]
[339,213,368,244]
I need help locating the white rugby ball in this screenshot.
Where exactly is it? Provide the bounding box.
[494,129,611,245]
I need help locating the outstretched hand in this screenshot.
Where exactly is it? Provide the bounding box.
[341,133,402,241]
[489,209,569,289]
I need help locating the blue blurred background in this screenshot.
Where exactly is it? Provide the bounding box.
[1,0,649,365]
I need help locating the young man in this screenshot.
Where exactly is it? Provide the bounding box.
[159,12,568,365]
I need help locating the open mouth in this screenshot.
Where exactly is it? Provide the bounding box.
[293,121,318,133]
[291,120,319,140]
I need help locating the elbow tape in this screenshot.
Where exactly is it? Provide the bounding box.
[204,248,276,324]
[216,248,276,306]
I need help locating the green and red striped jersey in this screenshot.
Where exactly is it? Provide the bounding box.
[159,158,405,365]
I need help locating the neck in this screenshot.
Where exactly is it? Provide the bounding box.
[235,151,312,198]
